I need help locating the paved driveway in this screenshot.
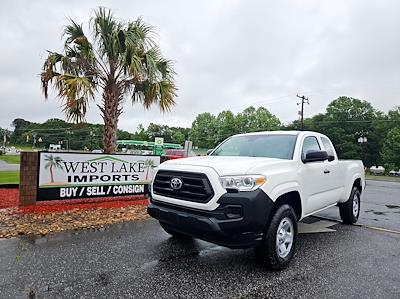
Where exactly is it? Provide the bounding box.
[0,180,399,298]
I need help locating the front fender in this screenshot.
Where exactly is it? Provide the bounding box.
[267,181,302,203]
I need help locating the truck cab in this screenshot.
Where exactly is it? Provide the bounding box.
[148,131,365,270]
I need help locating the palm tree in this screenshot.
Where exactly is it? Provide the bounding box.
[44,155,64,183]
[144,159,155,180]
[41,7,177,153]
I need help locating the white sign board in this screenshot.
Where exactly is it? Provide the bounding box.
[37,152,160,201]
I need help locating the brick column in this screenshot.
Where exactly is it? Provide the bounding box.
[19,152,39,206]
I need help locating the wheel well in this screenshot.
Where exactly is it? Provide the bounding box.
[353,178,362,194]
[273,191,302,220]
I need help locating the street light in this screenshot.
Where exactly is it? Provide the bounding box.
[32,133,37,149]
[356,131,368,164]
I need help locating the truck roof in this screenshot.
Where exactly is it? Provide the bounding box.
[234,130,311,137]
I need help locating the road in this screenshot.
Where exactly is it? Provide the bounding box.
[318,180,400,231]
[0,160,19,172]
[0,180,399,298]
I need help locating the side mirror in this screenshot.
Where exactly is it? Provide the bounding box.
[328,155,335,162]
[303,150,328,163]
[206,149,214,156]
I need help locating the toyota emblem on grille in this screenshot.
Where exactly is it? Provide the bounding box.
[170,177,183,190]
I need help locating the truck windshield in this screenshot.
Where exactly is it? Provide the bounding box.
[211,134,297,159]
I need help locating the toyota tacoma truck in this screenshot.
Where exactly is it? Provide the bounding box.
[148,131,365,270]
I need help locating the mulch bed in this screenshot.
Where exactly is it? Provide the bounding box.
[0,188,149,238]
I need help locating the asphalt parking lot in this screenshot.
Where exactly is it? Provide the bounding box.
[1,180,399,298]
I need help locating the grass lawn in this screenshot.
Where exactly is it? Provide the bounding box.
[0,155,20,164]
[0,171,19,184]
[366,174,400,183]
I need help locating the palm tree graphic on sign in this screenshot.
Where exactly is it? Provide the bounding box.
[44,154,64,183]
[144,159,155,180]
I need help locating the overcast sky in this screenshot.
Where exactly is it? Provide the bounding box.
[1,0,400,132]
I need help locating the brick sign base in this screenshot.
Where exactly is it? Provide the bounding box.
[19,152,38,206]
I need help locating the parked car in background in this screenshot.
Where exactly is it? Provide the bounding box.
[389,170,400,176]
[369,165,385,175]
[164,149,196,160]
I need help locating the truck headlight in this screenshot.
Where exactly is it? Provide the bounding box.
[219,175,266,192]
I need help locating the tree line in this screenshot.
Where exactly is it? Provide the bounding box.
[2,96,399,169]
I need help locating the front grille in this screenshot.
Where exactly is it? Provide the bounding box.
[153,170,214,203]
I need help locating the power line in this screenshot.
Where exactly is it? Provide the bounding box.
[296,94,310,130]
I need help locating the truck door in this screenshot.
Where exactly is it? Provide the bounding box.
[299,136,335,215]
[320,136,344,203]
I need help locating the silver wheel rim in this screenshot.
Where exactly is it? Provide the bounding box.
[276,217,294,258]
[353,194,359,217]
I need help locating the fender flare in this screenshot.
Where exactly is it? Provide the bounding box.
[341,174,363,202]
[269,181,302,203]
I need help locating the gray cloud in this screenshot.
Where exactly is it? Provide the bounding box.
[1,0,399,133]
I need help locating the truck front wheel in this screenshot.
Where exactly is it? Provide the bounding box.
[255,204,298,270]
[339,187,361,224]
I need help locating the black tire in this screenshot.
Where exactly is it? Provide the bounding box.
[339,187,361,224]
[159,222,191,238]
[255,204,298,271]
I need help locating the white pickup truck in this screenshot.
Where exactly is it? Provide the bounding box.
[148,131,365,270]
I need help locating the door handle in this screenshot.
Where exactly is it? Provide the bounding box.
[324,169,330,174]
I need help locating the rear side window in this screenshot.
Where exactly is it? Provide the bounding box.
[321,137,335,159]
[302,136,320,159]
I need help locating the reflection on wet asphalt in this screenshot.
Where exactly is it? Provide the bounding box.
[0,180,399,298]
[317,180,400,231]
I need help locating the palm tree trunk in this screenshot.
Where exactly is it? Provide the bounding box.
[102,79,120,154]
[49,165,54,183]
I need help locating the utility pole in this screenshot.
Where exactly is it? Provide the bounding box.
[296,94,310,130]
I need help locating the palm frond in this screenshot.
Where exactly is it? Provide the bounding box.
[41,52,64,98]
[91,7,121,62]
[56,74,95,123]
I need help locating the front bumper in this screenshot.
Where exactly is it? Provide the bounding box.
[147,189,273,249]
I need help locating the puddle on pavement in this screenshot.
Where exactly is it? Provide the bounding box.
[386,205,400,209]
[372,211,386,215]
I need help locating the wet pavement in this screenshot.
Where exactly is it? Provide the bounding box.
[0,180,399,298]
[318,180,400,231]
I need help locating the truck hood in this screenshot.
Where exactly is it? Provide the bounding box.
[160,156,287,176]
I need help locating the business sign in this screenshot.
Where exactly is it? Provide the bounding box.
[155,137,164,146]
[37,152,160,201]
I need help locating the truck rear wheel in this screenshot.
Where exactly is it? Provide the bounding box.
[159,222,191,238]
[339,187,360,224]
[255,204,298,271]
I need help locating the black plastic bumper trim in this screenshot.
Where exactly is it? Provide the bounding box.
[148,189,273,249]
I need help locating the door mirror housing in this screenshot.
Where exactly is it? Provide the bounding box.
[328,155,335,162]
[303,150,329,163]
[206,149,214,156]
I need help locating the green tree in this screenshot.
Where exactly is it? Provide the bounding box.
[216,110,236,143]
[189,112,218,148]
[172,130,186,144]
[236,106,281,133]
[132,124,149,141]
[41,7,177,153]
[382,127,400,169]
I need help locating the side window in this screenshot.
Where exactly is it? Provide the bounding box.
[321,137,335,159]
[302,136,321,159]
